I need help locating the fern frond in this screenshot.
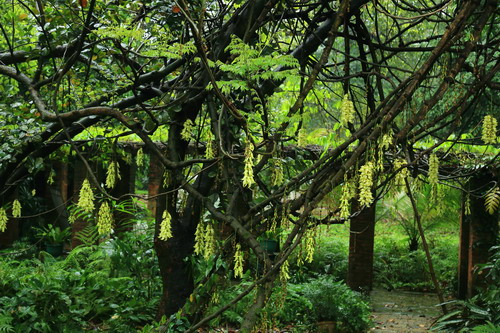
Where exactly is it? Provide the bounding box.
[75,225,99,247]
[485,186,500,215]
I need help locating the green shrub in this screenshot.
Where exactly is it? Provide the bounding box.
[0,224,161,332]
[301,276,372,332]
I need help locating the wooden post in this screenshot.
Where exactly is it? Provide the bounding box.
[347,200,376,292]
[466,173,498,298]
[457,193,470,299]
[147,152,164,218]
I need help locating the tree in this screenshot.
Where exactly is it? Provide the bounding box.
[0,0,498,331]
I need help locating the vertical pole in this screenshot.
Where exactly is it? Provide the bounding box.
[457,192,470,299]
[347,200,376,292]
[467,172,498,298]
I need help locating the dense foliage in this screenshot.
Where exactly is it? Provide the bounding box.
[0,0,498,331]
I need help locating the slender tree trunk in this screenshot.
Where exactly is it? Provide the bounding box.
[405,179,447,314]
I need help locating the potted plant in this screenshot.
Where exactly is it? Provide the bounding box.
[34,224,71,257]
[302,277,372,333]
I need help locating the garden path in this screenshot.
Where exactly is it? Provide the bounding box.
[369,288,442,332]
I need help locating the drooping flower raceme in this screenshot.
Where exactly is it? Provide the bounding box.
[194,222,205,255]
[205,131,215,159]
[394,158,410,187]
[340,94,355,126]
[203,223,216,260]
[339,175,354,220]
[78,179,95,213]
[280,259,290,282]
[482,115,497,144]
[97,201,114,235]
[242,139,255,188]
[271,158,284,186]
[159,210,173,241]
[428,153,439,202]
[358,161,375,207]
[136,148,144,167]
[12,199,21,218]
[297,128,307,147]
[106,161,121,189]
[181,119,194,141]
[0,208,8,232]
[233,243,244,278]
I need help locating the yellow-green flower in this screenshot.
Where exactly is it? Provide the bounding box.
[297,128,307,147]
[78,179,95,213]
[482,115,497,144]
[304,231,315,263]
[233,243,244,278]
[194,222,204,255]
[340,94,355,126]
[203,223,216,260]
[271,158,284,186]
[358,161,375,207]
[136,148,144,167]
[12,199,21,218]
[0,208,8,232]
[465,194,471,215]
[97,201,114,235]
[280,259,290,282]
[181,119,194,141]
[205,131,215,159]
[159,210,173,241]
[394,158,410,187]
[106,161,121,189]
[339,175,354,220]
[242,139,255,188]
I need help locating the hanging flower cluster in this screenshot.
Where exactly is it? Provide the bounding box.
[482,115,497,144]
[205,131,215,159]
[304,230,315,263]
[136,148,144,167]
[159,210,173,241]
[340,94,355,126]
[233,243,244,278]
[78,179,95,213]
[242,138,255,188]
[106,161,121,189]
[0,208,8,232]
[377,133,393,171]
[203,223,216,259]
[280,259,290,282]
[428,153,439,202]
[380,133,393,150]
[194,222,204,256]
[465,194,471,215]
[194,222,217,260]
[12,199,22,218]
[358,161,375,207]
[394,158,409,187]
[271,157,284,186]
[339,175,354,220]
[297,128,307,147]
[97,201,113,235]
[181,119,194,141]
